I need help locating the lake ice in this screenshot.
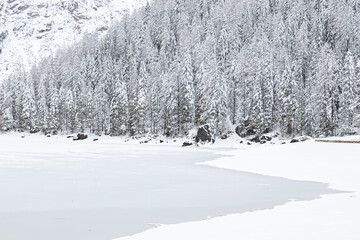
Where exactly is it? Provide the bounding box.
[0,136,336,240]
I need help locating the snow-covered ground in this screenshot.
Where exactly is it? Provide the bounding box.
[0,133,334,240]
[0,132,358,240]
[115,136,360,240]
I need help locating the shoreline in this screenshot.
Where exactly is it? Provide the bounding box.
[115,138,360,240]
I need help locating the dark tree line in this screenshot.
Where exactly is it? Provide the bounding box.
[1,0,360,137]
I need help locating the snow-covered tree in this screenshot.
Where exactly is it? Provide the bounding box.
[338,50,356,135]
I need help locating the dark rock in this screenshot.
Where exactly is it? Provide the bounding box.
[260,140,267,144]
[67,136,73,138]
[0,31,8,43]
[246,128,256,136]
[30,127,40,134]
[235,124,257,138]
[247,142,252,145]
[182,142,193,147]
[221,134,229,140]
[281,142,286,144]
[160,140,164,143]
[291,136,310,143]
[195,125,214,144]
[93,138,98,142]
[235,125,245,136]
[263,128,271,134]
[18,5,30,12]
[73,133,88,141]
[240,141,243,144]
[260,136,272,142]
[27,12,40,18]
[250,136,261,143]
[46,134,51,138]
[21,135,25,138]
[98,26,108,32]
[299,136,310,142]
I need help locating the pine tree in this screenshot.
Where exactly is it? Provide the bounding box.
[279,62,298,137]
[47,79,60,134]
[179,53,195,134]
[0,80,15,131]
[65,90,78,133]
[109,78,128,136]
[136,61,148,135]
[313,45,339,136]
[338,50,356,135]
[37,75,48,132]
[20,81,37,130]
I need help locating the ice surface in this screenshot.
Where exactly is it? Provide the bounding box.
[116,137,360,240]
[0,134,335,240]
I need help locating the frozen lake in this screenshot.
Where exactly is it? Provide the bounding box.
[0,136,336,240]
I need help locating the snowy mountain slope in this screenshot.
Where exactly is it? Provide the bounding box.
[0,0,147,80]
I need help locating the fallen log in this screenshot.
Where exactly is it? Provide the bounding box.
[315,139,360,144]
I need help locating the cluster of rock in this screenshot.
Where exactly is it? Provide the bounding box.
[250,135,273,144]
[73,133,88,141]
[235,122,258,138]
[290,136,310,143]
[34,124,311,146]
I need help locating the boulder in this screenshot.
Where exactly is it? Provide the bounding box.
[260,136,272,142]
[246,128,256,136]
[73,133,88,141]
[235,124,257,138]
[290,138,300,143]
[195,125,215,144]
[93,138,99,142]
[30,127,40,134]
[182,142,193,147]
[299,136,310,142]
[291,136,310,143]
[221,134,229,140]
[250,136,261,143]
[235,125,245,136]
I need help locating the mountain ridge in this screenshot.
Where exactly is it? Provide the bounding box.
[0,0,147,80]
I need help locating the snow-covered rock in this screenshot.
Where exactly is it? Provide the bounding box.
[195,125,215,144]
[0,0,147,80]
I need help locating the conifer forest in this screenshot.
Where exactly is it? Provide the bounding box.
[1,0,360,138]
